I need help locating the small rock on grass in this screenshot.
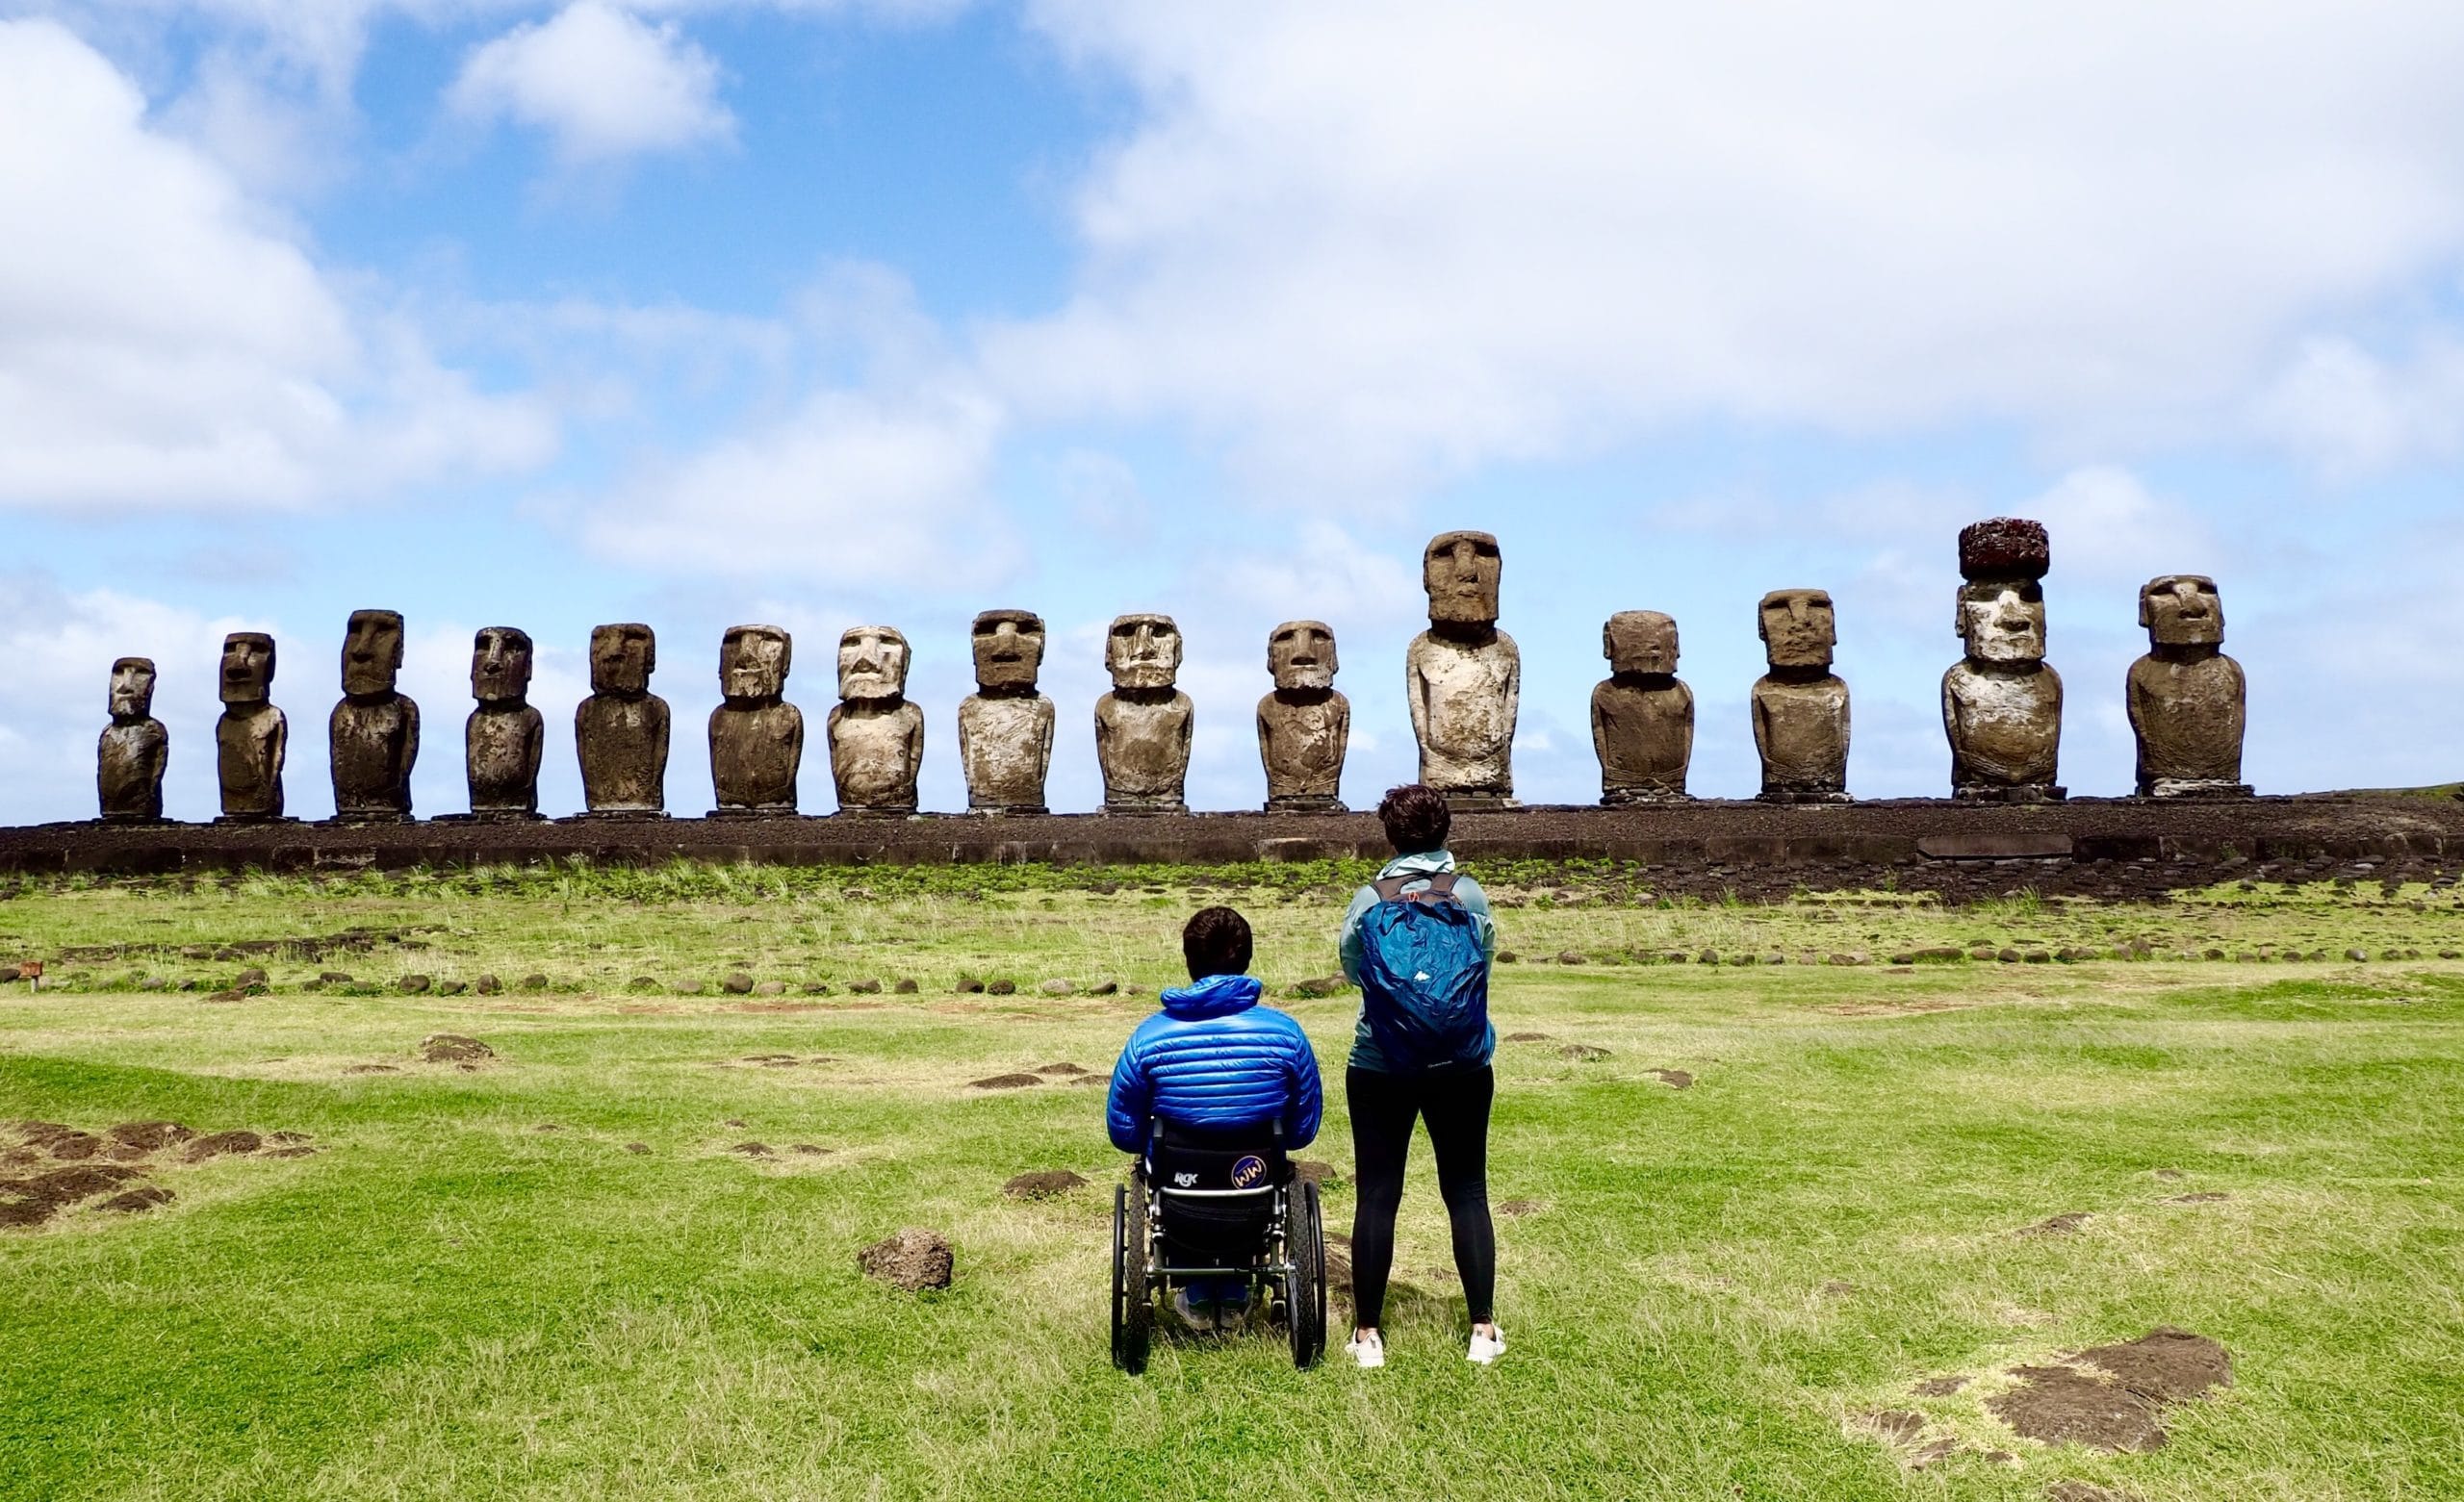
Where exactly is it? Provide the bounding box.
[892,979,919,995]
[1555,951,1587,965]
[319,971,354,985]
[520,974,551,991]
[985,980,1015,996]
[475,975,502,995]
[235,967,268,989]
[436,980,468,997]
[848,980,884,995]
[753,980,786,998]
[722,973,756,995]
[859,1228,954,1291]
[1038,979,1073,996]
[1086,981,1118,997]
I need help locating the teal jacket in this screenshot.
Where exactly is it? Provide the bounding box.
[1337,850,1498,1072]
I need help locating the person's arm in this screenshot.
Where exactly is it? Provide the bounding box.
[1337,885,1374,984]
[1281,1016,1323,1150]
[1106,1030,1153,1154]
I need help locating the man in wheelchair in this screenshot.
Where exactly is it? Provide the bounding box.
[1106,906,1323,1337]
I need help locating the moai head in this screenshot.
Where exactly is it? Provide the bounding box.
[341,610,405,698]
[1269,621,1339,692]
[1758,590,1836,671]
[1106,614,1183,691]
[1604,611,1679,676]
[2142,574,2224,648]
[589,623,656,696]
[1423,530,1502,627]
[720,624,792,702]
[471,626,534,705]
[108,657,157,721]
[219,632,275,706]
[970,609,1046,692]
[1957,518,2051,665]
[837,625,911,702]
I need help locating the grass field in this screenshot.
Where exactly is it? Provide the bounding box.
[4,863,2461,1501]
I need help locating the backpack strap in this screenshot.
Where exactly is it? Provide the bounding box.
[1372,871,1461,904]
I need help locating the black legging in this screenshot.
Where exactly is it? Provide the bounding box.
[1347,1063,1495,1330]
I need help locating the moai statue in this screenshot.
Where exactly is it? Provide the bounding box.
[2128,574,2250,798]
[1592,611,1693,804]
[215,632,288,823]
[957,609,1053,815]
[1752,591,1852,803]
[576,624,669,817]
[1095,613,1193,814]
[465,627,544,820]
[328,609,419,822]
[1405,530,1519,808]
[1943,518,2064,802]
[829,625,925,816]
[1257,620,1349,812]
[709,624,802,815]
[96,657,168,823]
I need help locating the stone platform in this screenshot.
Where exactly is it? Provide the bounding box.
[7,797,2463,904]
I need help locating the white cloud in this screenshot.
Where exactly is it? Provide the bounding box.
[449,2,733,165]
[0,18,554,511]
[2253,333,2464,478]
[994,1,2464,493]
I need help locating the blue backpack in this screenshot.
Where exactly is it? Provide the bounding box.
[1355,872,1490,1072]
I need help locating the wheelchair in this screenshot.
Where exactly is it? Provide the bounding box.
[1111,1117,1327,1373]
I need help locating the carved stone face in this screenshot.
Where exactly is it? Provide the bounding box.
[1424,530,1502,626]
[219,632,275,705]
[1604,611,1679,675]
[2142,574,2224,647]
[837,625,911,701]
[970,610,1046,691]
[721,625,791,701]
[471,626,533,703]
[1107,614,1183,691]
[1269,621,1338,691]
[1957,581,2046,664]
[342,610,405,698]
[109,657,156,719]
[590,624,655,696]
[1758,590,1836,670]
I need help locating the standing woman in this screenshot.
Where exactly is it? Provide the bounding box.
[1336,783,1503,1367]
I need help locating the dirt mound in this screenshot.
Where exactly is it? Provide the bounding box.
[790,1143,830,1156]
[1,1163,145,1227]
[1498,1198,1546,1217]
[1293,1159,1345,1187]
[107,1122,193,1153]
[1913,1375,1970,1396]
[2020,1212,2092,1236]
[2164,1191,2230,1204]
[32,1129,104,1161]
[343,1063,398,1074]
[968,1074,1041,1090]
[1034,1062,1091,1077]
[183,1131,262,1161]
[859,1228,954,1291]
[1560,1044,1610,1061]
[1004,1169,1089,1199]
[729,1142,773,1157]
[99,1185,174,1212]
[624,1142,652,1154]
[1504,1031,1554,1042]
[1861,1411,1925,1443]
[2046,1484,2130,1502]
[1988,1328,2230,1454]
[419,1034,493,1063]
[1647,1068,1694,1088]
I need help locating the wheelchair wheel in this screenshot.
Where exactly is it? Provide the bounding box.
[1111,1179,1152,1373]
[1285,1180,1326,1369]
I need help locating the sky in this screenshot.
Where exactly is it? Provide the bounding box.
[5,0,2464,824]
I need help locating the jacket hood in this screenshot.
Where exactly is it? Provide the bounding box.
[1379,850,1457,878]
[1160,973,1264,1020]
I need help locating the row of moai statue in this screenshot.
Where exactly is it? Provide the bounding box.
[92,519,2248,823]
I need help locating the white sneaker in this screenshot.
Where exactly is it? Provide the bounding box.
[1467,1325,1506,1364]
[1345,1330,1385,1369]
[1172,1288,1214,1335]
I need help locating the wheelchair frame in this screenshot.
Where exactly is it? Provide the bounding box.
[1111,1122,1326,1373]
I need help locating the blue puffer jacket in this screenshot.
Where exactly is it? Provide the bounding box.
[1105,974,1322,1153]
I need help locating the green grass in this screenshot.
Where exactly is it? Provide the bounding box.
[4,867,2462,1500]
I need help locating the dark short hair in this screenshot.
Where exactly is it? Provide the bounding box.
[1183,906,1253,980]
[1377,783,1450,855]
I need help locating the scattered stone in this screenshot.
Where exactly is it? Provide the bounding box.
[1647,1068,1694,1089]
[205,988,248,1004]
[419,1033,493,1063]
[521,974,551,991]
[106,1122,192,1154]
[1496,951,1519,964]
[320,971,354,985]
[2346,949,2369,962]
[2020,1212,2092,1236]
[753,980,786,998]
[800,982,831,995]
[629,977,660,993]
[624,1143,651,1154]
[475,974,502,995]
[398,974,432,994]
[677,980,706,996]
[1556,951,1587,965]
[986,980,1016,996]
[1560,1044,1610,1061]
[892,979,919,995]
[182,1130,262,1161]
[849,980,884,995]
[235,967,269,989]
[1038,979,1074,996]
[722,973,756,995]
[859,1228,954,1291]
[1087,981,1119,997]
[955,977,986,994]
[968,1074,1041,1090]
[1913,1375,1969,1396]
[1004,1169,1090,1199]
[1827,953,1872,967]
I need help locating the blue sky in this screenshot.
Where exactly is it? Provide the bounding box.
[6,1,2464,823]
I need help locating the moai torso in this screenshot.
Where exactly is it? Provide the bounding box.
[466,626,543,818]
[97,657,167,822]
[1945,519,2064,801]
[1592,611,1691,802]
[215,633,286,821]
[1751,591,1851,801]
[829,626,924,815]
[578,624,669,815]
[710,624,801,813]
[2127,575,2248,796]
[959,610,1053,814]
[1408,531,1518,802]
[330,609,418,820]
[1259,620,1348,810]
[1097,614,1191,812]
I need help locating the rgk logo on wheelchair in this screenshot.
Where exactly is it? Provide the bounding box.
[1111,1120,1328,1373]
